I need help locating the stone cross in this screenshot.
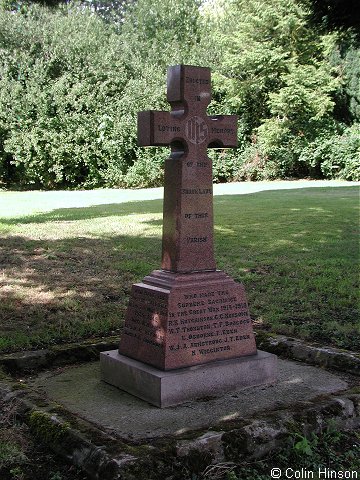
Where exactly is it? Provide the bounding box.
[117,64,256,371]
[101,64,276,406]
[138,65,237,272]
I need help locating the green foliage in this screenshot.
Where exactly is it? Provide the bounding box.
[29,411,70,444]
[1,187,358,352]
[293,433,317,456]
[0,4,131,187]
[343,44,360,121]
[299,124,360,180]
[201,0,359,181]
[0,441,27,468]
[0,0,203,188]
[0,0,359,188]
[218,428,360,480]
[213,0,321,130]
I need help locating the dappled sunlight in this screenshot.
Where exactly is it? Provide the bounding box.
[260,239,294,248]
[175,428,191,436]
[0,281,57,304]
[1,272,99,306]
[290,231,309,238]
[151,313,166,345]
[2,212,163,241]
[214,225,235,234]
[253,316,265,327]
[1,186,358,352]
[0,232,157,348]
[283,377,303,385]
[219,412,240,422]
[308,207,332,214]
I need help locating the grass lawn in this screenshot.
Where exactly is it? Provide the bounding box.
[0,186,359,353]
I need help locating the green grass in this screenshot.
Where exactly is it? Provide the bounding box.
[209,428,360,480]
[0,187,359,353]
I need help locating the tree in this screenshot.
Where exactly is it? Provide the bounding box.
[0,0,203,188]
[196,0,347,179]
[310,0,360,34]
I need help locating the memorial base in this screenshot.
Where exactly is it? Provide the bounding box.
[100,350,277,408]
[119,269,257,370]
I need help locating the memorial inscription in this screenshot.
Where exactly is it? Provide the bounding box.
[120,271,255,369]
[116,65,256,370]
[101,65,277,406]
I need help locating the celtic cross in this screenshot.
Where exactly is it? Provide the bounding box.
[138,65,238,273]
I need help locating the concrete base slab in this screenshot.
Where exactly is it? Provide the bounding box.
[100,350,277,407]
[30,359,350,440]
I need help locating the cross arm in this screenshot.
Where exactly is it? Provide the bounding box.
[138,111,182,147]
[207,115,238,148]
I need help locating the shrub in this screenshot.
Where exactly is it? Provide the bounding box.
[299,124,360,180]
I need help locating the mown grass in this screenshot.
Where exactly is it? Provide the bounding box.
[0,186,359,353]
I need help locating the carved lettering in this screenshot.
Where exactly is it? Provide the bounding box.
[186,236,207,244]
[186,77,210,84]
[117,66,257,371]
[211,126,235,135]
[198,346,231,355]
[184,212,209,219]
[181,188,212,194]
[157,125,180,132]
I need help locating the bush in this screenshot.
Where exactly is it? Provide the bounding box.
[0,1,200,189]
[299,124,360,180]
[0,4,132,188]
[0,0,358,188]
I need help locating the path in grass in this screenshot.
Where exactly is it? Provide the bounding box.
[0,183,359,353]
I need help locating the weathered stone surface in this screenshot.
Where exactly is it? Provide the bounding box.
[0,338,119,374]
[176,431,225,463]
[0,349,50,372]
[2,371,359,480]
[256,333,360,376]
[100,350,277,407]
[236,417,291,459]
[34,359,349,437]
[119,270,256,370]
[116,64,259,379]
[138,65,237,273]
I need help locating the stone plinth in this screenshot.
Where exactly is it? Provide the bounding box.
[100,350,277,408]
[118,270,257,370]
[101,64,278,406]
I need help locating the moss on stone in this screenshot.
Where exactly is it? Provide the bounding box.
[344,386,360,395]
[28,410,70,444]
[11,382,29,391]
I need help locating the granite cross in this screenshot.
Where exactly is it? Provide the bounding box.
[100,65,276,399]
[138,65,237,272]
[116,64,257,372]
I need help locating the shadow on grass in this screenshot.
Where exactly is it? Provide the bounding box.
[0,232,161,352]
[0,188,359,352]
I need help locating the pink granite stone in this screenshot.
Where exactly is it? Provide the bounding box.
[119,270,256,370]
[118,65,257,371]
[137,65,237,273]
